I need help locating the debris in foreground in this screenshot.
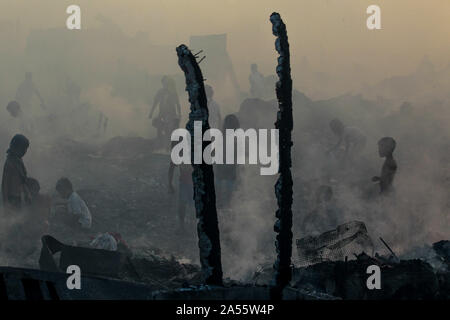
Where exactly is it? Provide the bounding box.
[296,221,374,266]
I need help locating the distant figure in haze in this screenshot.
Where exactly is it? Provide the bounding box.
[65,77,81,109]
[372,137,397,195]
[97,112,109,137]
[205,84,222,129]
[149,76,181,150]
[24,177,50,243]
[303,185,340,234]
[1,134,31,213]
[55,177,92,230]
[327,118,366,159]
[15,72,45,111]
[168,140,193,232]
[249,64,265,99]
[215,114,240,209]
[6,101,33,135]
[6,101,22,118]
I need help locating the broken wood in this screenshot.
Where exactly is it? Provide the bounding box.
[269,12,294,300]
[176,44,223,286]
[379,237,398,260]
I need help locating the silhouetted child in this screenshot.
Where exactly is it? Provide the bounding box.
[216,114,240,209]
[2,134,31,213]
[327,118,366,158]
[303,185,341,234]
[27,177,50,225]
[372,137,397,195]
[24,177,50,245]
[55,177,92,230]
[168,140,193,232]
[205,85,222,129]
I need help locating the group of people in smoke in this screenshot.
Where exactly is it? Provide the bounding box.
[0,133,92,258]
[149,70,399,232]
[5,72,45,137]
[0,64,398,255]
[149,76,222,151]
[6,72,107,141]
[302,117,397,233]
[326,118,397,195]
[158,76,239,231]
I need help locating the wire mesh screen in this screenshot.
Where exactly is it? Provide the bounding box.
[295,221,374,266]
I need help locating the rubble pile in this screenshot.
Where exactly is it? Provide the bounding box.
[253,223,449,299]
[296,221,374,266]
[292,255,446,299]
[126,252,203,290]
[39,235,203,290]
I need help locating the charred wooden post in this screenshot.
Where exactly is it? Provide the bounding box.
[176,44,223,286]
[270,12,294,300]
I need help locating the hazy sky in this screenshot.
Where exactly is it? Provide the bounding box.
[1,0,449,89]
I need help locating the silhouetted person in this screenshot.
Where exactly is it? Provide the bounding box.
[149,76,181,150]
[55,177,92,230]
[327,118,366,159]
[96,113,109,137]
[65,77,81,109]
[205,85,221,129]
[6,101,33,135]
[216,114,240,208]
[15,72,45,110]
[24,177,50,244]
[6,101,21,118]
[1,134,31,213]
[372,137,397,195]
[303,185,340,234]
[249,64,265,98]
[168,140,193,232]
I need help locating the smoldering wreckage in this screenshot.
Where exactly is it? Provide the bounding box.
[0,13,449,301]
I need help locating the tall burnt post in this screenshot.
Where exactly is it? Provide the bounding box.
[176,44,223,286]
[270,12,294,300]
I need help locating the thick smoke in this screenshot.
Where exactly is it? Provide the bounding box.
[0,1,449,279]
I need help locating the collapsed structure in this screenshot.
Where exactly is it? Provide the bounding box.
[296,221,374,266]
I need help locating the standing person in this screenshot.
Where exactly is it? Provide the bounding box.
[249,64,265,99]
[204,85,222,129]
[168,140,193,232]
[1,134,31,213]
[215,114,240,209]
[327,118,366,160]
[149,76,181,150]
[15,72,45,111]
[372,137,397,195]
[26,177,51,229]
[21,177,50,250]
[6,101,33,135]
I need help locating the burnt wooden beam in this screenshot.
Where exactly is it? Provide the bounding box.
[270,12,294,300]
[176,44,223,286]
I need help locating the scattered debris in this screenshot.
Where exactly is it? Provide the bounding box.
[39,235,202,290]
[296,221,374,266]
[433,240,450,269]
[292,254,446,299]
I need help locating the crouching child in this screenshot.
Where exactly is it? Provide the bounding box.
[54,177,92,230]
